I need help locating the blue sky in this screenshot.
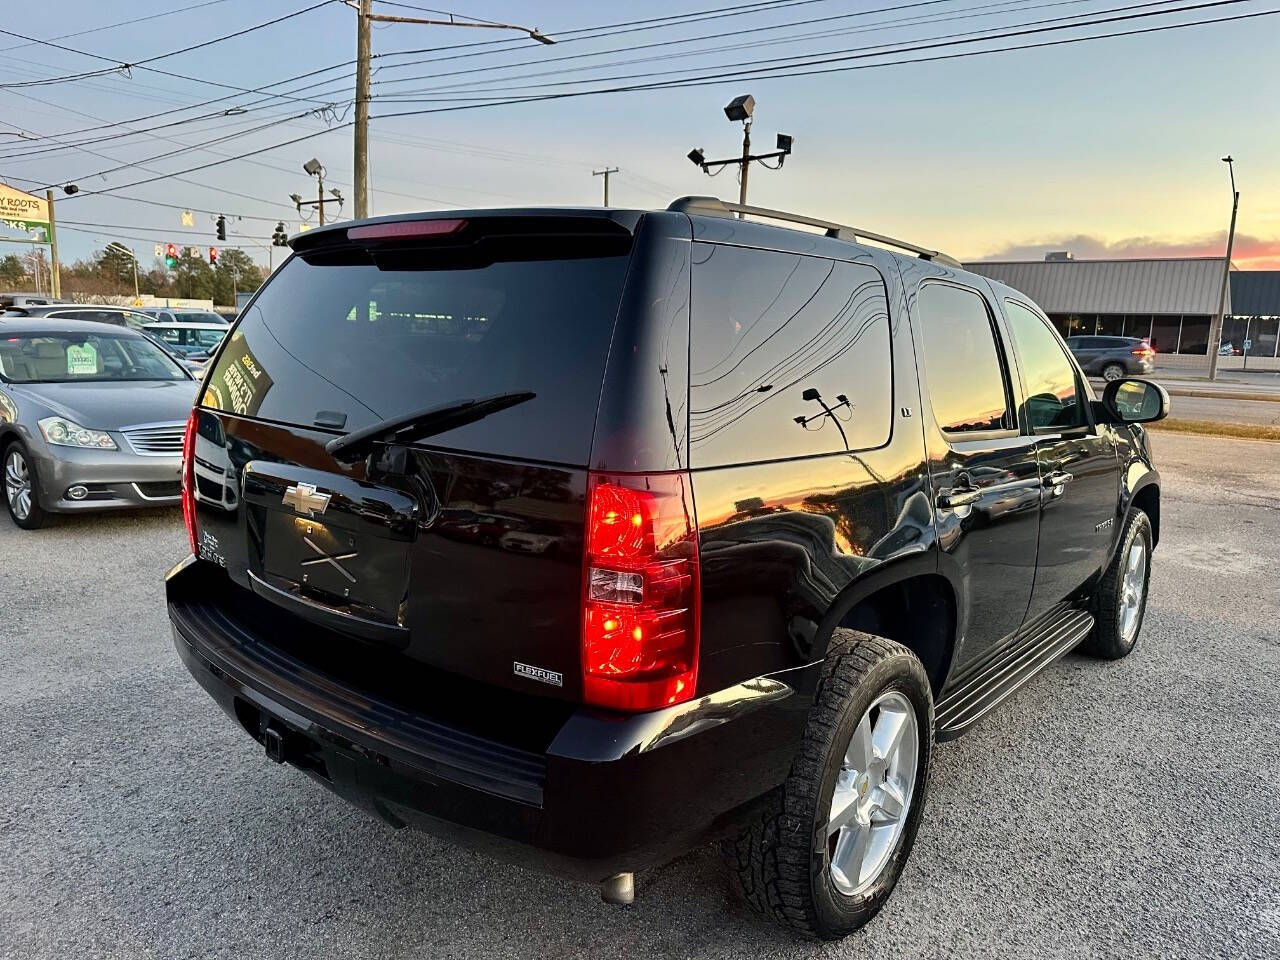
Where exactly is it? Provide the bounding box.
[2,0,1278,269]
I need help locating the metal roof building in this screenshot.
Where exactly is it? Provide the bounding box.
[960,256,1280,364]
[1229,270,1280,317]
[963,257,1230,315]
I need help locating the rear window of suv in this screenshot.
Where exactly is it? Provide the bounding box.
[200,232,632,464]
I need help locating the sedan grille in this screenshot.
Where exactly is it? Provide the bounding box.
[123,423,186,456]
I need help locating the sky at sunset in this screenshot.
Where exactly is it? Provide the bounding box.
[2,0,1278,270]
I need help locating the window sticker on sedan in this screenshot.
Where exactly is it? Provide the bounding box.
[65,343,98,375]
[201,332,273,417]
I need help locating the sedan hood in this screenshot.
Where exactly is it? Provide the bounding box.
[9,379,199,430]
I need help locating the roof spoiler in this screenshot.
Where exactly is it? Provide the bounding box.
[668,196,961,268]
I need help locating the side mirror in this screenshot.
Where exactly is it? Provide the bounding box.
[1101,378,1169,424]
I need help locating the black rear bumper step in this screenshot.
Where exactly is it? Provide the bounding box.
[935,603,1094,740]
[169,596,547,805]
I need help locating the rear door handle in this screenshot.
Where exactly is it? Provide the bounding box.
[936,486,981,510]
[1043,470,1074,488]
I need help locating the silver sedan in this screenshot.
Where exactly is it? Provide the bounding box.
[0,319,199,529]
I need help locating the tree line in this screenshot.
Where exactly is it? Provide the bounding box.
[0,245,266,305]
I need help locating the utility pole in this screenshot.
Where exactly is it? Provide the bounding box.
[353,0,371,219]
[317,167,327,227]
[347,3,553,218]
[687,95,793,220]
[593,167,619,207]
[45,189,61,299]
[1207,155,1238,381]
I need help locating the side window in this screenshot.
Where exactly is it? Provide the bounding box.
[1004,300,1086,431]
[688,243,893,467]
[916,283,1011,433]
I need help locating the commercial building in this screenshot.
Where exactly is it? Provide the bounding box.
[964,257,1280,369]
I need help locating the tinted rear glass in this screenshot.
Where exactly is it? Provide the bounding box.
[201,237,631,464]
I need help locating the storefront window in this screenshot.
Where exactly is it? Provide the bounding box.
[1096,314,1124,336]
[1047,314,1072,338]
[1248,317,1279,357]
[1179,316,1210,354]
[1150,316,1181,354]
[1221,317,1250,355]
[1122,315,1153,340]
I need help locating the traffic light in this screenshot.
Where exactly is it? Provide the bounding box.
[215,215,227,241]
[271,221,289,247]
[165,244,178,268]
[208,246,219,265]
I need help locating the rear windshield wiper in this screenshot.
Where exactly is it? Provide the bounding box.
[324,391,535,463]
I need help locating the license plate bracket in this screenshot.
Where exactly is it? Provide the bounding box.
[262,511,408,622]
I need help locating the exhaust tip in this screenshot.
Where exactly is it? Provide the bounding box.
[600,872,634,906]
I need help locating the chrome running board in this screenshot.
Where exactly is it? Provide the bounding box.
[935,604,1094,741]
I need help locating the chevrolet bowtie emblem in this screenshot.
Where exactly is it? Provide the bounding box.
[282,482,331,517]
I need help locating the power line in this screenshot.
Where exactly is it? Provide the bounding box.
[0,0,235,54]
[0,1,341,102]
[44,0,1276,204]
[377,0,1191,99]
[370,0,1126,98]
[0,0,840,156]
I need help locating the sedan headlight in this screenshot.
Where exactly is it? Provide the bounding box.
[38,416,118,450]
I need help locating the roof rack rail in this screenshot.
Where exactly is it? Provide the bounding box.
[667,196,962,268]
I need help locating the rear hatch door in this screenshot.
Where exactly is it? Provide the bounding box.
[193,214,638,700]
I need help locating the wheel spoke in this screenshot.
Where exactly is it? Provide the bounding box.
[845,713,872,772]
[827,781,861,836]
[873,777,906,821]
[871,706,908,763]
[830,821,871,889]
[1126,543,1143,577]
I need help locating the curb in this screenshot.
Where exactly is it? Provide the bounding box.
[1163,388,1280,404]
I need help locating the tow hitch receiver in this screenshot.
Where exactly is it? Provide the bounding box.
[263,724,288,764]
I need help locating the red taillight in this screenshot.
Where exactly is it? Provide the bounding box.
[181,408,199,557]
[1132,346,1155,357]
[582,474,699,712]
[347,218,465,241]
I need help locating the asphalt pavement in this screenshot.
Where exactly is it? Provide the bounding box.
[2,432,1278,960]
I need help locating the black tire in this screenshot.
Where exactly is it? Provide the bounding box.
[1080,508,1152,659]
[2,440,49,530]
[1101,362,1125,382]
[725,629,933,940]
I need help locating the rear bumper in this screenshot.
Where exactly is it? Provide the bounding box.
[166,556,815,881]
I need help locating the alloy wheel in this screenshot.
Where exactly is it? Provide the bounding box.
[1103,364,1124,381]
[4,449,32,521]
[827,690,919,896]
[1118,537,1147,643]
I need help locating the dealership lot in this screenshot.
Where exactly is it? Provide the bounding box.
[1,431,1277,960]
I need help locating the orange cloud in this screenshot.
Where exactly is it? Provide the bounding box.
[972,233,1280,270]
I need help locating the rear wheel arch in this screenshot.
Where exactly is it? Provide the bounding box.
[815,561,957,697]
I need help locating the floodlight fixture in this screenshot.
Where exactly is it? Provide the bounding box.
[724,94,755,123]
[303,158,324,176]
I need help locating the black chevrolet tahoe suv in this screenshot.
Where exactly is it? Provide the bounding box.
[166,198,1168,940]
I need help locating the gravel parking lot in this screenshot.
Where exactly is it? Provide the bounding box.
[2,431,1278,960]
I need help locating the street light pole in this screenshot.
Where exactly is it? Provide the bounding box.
[1207,156,1238,381]
[107,242,139,300]
[348,4,553,220]
[738,117,752,213]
